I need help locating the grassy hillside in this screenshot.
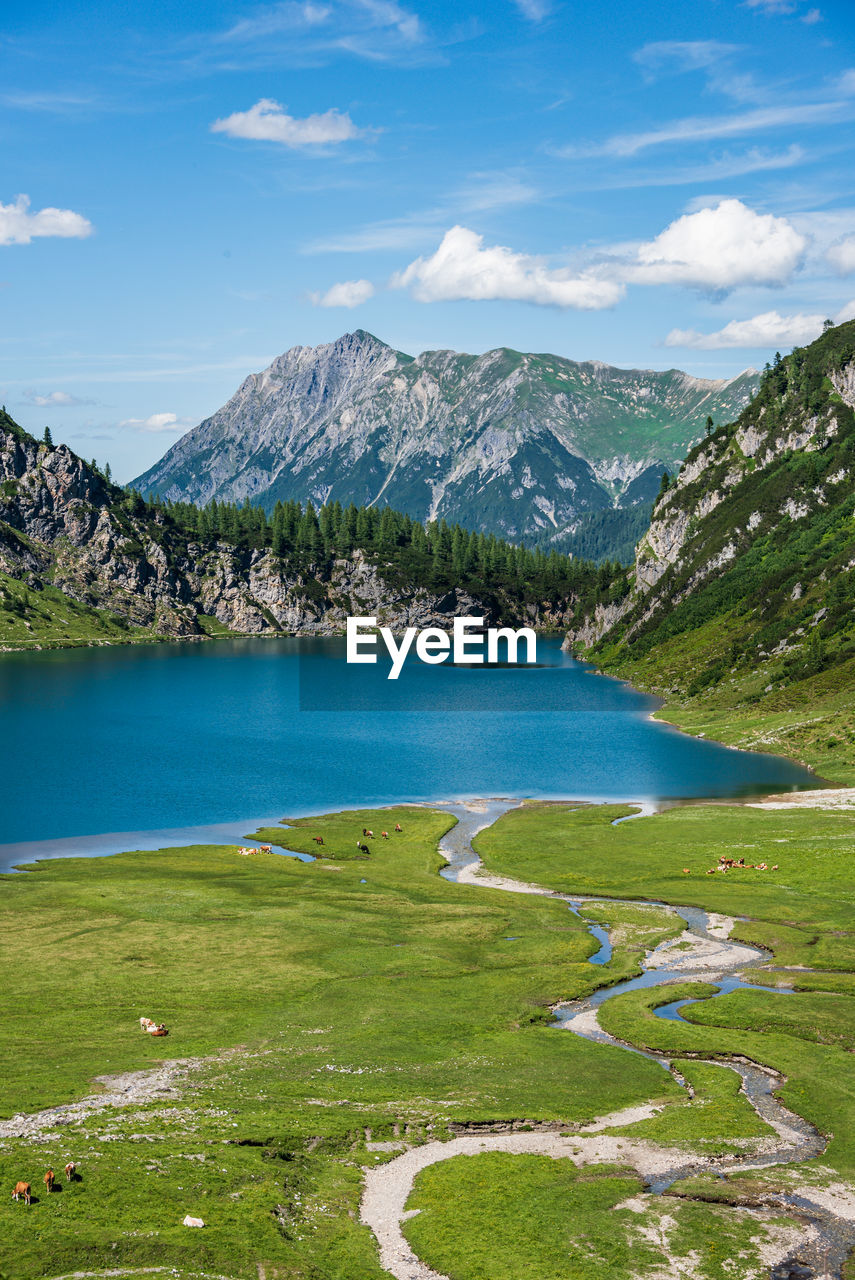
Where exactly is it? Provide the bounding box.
[579,319,855,782]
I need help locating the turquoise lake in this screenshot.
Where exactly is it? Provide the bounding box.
[0,635,815,863]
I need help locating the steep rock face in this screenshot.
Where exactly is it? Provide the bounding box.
[565,319,855,657]
[133,331,758,546]
[0,415,580,643]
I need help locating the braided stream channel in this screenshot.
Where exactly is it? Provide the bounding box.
[360,801,855,1280]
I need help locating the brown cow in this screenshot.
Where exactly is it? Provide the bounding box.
[65,1162,76,1182]
[381,831,389,839]
[394,823,402,832]
[313,836,324,845]
[44,1169,55,1193]
[12,1181,31,1204]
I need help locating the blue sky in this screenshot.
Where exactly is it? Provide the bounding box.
[2,0,854,480]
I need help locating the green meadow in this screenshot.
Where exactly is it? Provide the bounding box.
[0,800,852,1277]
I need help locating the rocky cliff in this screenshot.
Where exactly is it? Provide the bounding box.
[0,413,586,647]
[564,319,855,695]
[132,331,758,552]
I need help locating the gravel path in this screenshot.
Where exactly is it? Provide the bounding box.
[0,1060,203,1140]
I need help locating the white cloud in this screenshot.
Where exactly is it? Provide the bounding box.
[310,278,375,307]
[0,195,93,246]
[827,235,855,275]
[211,98,362,147]
[633,41,741,76]
[119,412,190,434]
[625,199,806,293]
[802,7,822,22]
[665,300,855,349]
[24,390,86,407]
[391,226,623,310]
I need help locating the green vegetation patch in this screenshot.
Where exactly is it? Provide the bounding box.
[403,1151,796,1280]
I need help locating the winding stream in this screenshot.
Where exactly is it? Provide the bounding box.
[361,801,855,1280]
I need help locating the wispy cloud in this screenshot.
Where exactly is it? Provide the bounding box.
[1,91,99,112]
[391,226,623,310]
[633,41,741,77]
[744,0,796,13]
[0,195,93,247]
[556,100,853,159]
[310,278,375,306]
[208,0,431,67]
[304,169,539,253]
[802,7,822,22]
[211,98,364,147]
[582,144,806,190]
[512,0,553,21]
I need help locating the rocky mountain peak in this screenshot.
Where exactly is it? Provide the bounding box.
[132,333,760,555]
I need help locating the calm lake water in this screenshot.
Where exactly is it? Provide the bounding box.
[0,635,815,861]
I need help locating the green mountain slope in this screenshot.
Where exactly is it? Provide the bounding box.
[567,319,855,782]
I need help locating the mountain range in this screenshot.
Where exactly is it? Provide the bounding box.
[132,331,759,558]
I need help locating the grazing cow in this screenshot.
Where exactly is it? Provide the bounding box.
[358,844,370,855]
[65,1162,76,1181]
[44,1169,55,1194]
[381,831,389,840]
[362,828,368,837]
[395,823,402,832]
[12,1182,31,1204]
[682,868,689,874]
[260,845,272,853]
[313,836,324,845]
[366,830,374,839]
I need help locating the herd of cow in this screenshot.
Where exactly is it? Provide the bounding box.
[12,1163,76,1206]
[704,855,780,875]
[236,844,273,856]
[356,822,403,855]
